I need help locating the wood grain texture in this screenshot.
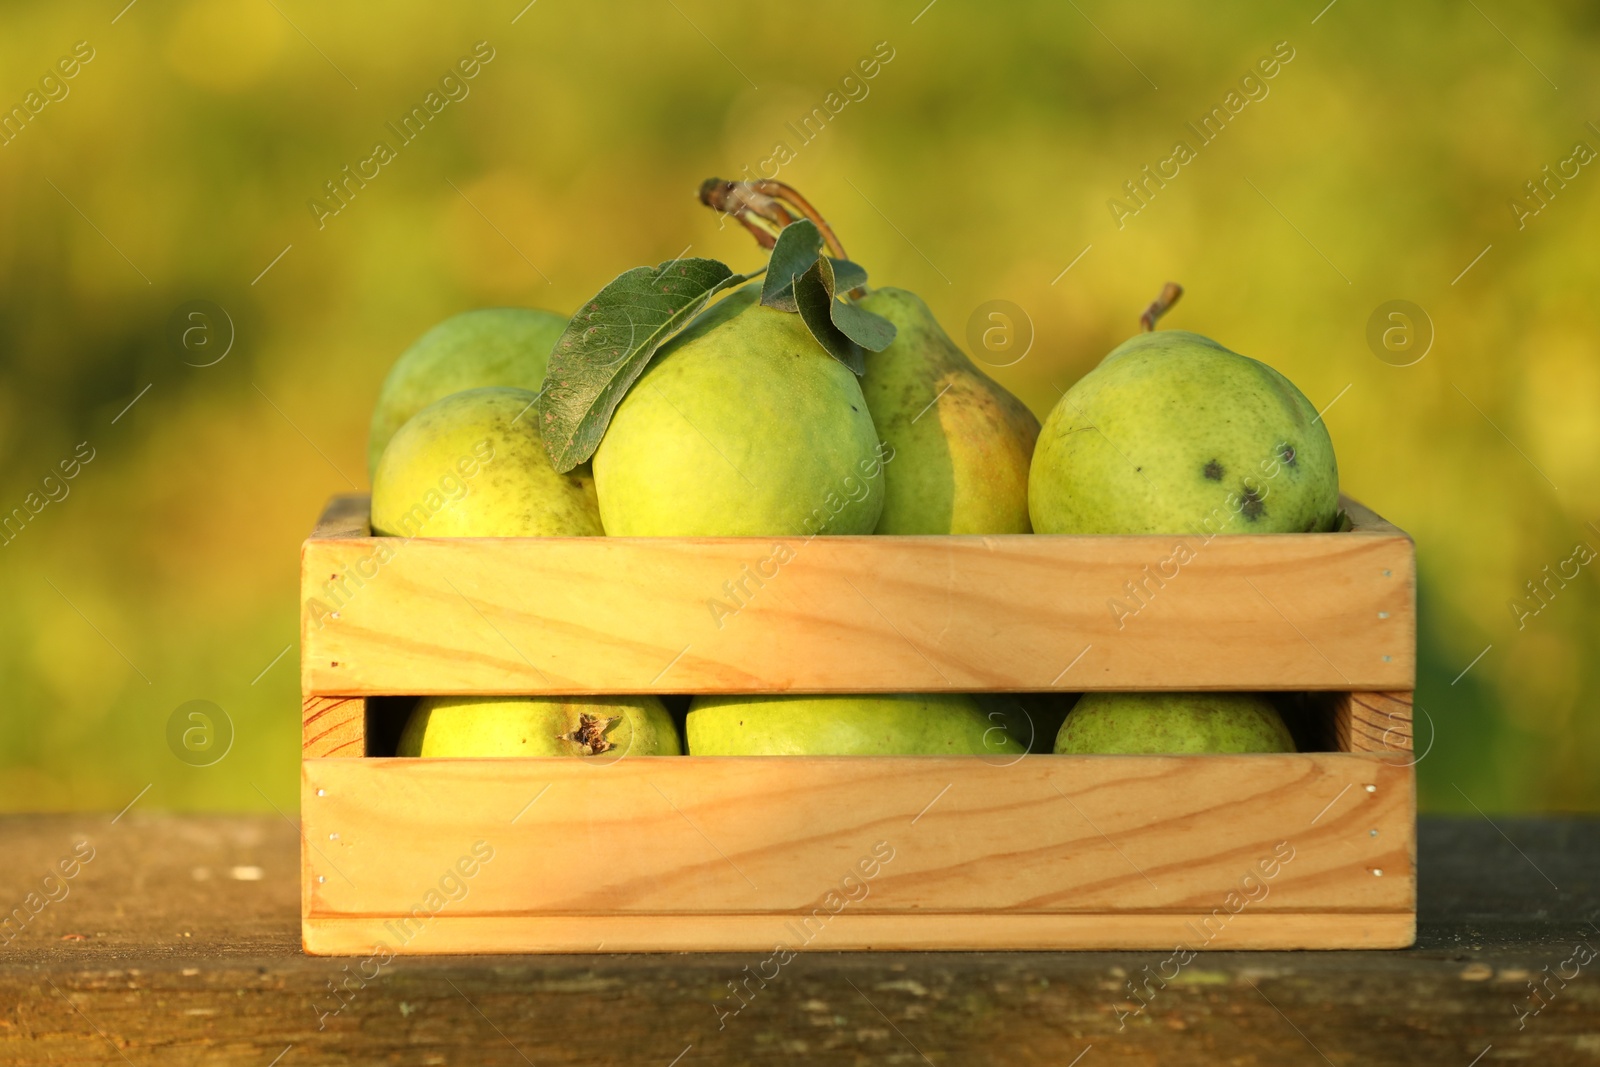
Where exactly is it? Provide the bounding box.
[300,498,1415,697]
[301,696,363,758]
[1336,691,1414,755]
[304,911,1416,954]
[300,753,1414,952]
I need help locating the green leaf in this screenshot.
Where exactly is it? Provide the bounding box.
[832,290,896,352]
[794,257,864,374]
[760,219,823,312]
[761,222,871,311]
[828,258,869,292]
[793,259,883,375]
[792,256,898,376]
[538,258,752,472]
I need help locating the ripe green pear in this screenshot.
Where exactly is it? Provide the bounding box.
[371,387,603,537]
[856,288,1040,533]
[368,308,567,477]
[1029,331,1338,535]
[686,693,1023,756]
[1054,692,1295,754]
[592,287,885,536]
[398,695,681,757]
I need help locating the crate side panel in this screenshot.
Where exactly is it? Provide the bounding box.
[301,534,1415,695]
[301,754,1413,920]
[1336,692,1414,754]
[303,696,364,757]
[304,910,1416,954]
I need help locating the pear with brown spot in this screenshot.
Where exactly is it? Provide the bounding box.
[398,696,681,757]
[1029,328,1339,535]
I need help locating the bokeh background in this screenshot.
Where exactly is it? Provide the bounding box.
[0,0,1595,813]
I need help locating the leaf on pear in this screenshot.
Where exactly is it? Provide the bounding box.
[827,258,869,292]
[792,256,897,376]
[761,221,872,311]
[760,219,823,312]
[832,291,896,352]
[790,257,857,374]
[538,258,751,472]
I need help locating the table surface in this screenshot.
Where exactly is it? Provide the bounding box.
[0,814,1594,1066]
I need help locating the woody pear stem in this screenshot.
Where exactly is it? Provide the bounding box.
[698,178,850,261]
[1140,282,1184,332]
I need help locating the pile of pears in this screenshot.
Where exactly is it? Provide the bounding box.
[367,182,1340,761]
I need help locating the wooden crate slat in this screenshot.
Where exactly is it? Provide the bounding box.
[301,510,1414,697]
[303,910,1416,954]
[301,753,1413,926]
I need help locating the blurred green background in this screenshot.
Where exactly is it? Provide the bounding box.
[0,0,1595,813]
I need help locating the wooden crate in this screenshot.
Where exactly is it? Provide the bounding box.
[299,495,1416,953]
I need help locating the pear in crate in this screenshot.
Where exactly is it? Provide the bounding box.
[368,308,567,477]
[1054,692,1295,754]
[855,288,1040,533]
[398,695,681,757]
[592,287,884,536]
[371,387,603,537]
[1029,330,1338,535]
[686,693,1023,755]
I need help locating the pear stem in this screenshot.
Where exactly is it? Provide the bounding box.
[1139,282,1184,332]
[698,178,851,261]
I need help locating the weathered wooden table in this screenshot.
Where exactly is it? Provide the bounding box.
[1,814,1594,1064]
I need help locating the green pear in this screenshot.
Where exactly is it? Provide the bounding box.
[592,287,885,536]
[856,288,1041,533]
[368,308,566,477]
[974,692,1077,753]
[686,693,1023,756]
[371,387,603,537]
[398,695,681,757]
[1054,692,1296,754]
[1029,331,1338,535]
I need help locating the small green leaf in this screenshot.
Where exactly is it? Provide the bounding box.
[832,292,896,352]
[761,219,823,312]
[538,258,752,471]
[759,217,869,312]
[792,256,897,375]
[828,258,869,292]
[794,257,863,374]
